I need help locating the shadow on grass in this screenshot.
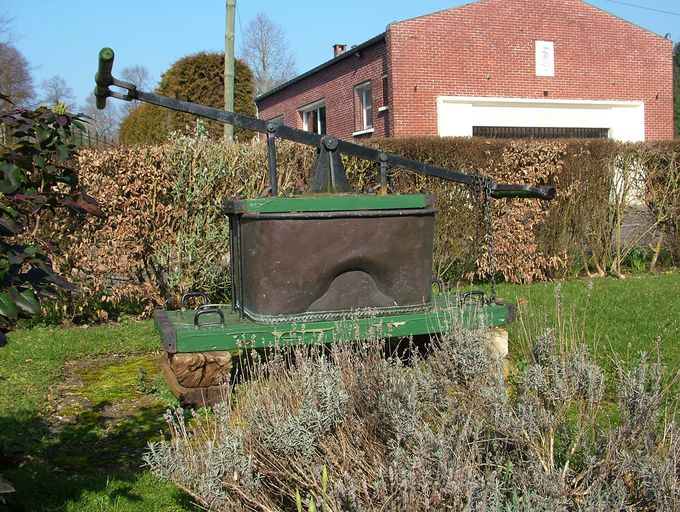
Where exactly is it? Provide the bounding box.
[0,393,199,511]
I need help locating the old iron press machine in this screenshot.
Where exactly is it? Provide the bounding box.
[95,48,555,405]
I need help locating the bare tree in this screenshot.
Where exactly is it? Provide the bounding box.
[240,12,296,96]
[121,64,151,91]
[0,42,34,108]
[0,13,14,43]
[120,64,152,113]
[0,17,34,109]
[81,92,120,143]
[39,75,75,108]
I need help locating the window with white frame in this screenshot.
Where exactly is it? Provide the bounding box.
[355,82,372,131]
[299,100,326,134]
[381,74,388,108]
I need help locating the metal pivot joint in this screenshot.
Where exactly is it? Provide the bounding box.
[266,123,278,196]
[310,135,353,193]
[379,152,389,195]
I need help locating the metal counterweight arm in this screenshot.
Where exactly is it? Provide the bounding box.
[95,47,556,201]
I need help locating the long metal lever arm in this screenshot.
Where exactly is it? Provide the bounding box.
[95,48,555,201]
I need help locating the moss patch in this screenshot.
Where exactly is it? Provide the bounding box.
[45,354,178,472]
[0,320,197,510]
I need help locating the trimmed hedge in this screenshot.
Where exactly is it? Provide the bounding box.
[43,133,680,319]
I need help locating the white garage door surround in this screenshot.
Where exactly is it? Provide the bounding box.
[437,96,645,142]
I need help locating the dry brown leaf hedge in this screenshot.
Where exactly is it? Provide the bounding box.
[44,132,680,320]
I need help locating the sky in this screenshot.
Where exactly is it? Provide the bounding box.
[1,0,678,110]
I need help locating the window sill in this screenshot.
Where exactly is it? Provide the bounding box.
[377,106,389,112]
[352,127,375,137]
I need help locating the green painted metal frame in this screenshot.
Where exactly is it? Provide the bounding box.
[154,294,514,354]
[225,194,432,214]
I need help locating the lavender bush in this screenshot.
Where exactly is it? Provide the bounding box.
[144,323,679,511]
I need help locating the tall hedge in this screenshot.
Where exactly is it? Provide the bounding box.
[674,42,679,138]
[119,53,255,144]
[45,135,680,319]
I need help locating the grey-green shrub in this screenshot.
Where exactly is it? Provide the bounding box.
[144,325,679,511]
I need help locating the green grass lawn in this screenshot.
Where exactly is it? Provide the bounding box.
[0,272,677,510]
[492,272,680,379]
[0,320,198,511]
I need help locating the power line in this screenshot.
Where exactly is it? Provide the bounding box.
[602,0,680,17]
[236,3,244,46]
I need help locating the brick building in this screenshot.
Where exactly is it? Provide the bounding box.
[256,0,674,142]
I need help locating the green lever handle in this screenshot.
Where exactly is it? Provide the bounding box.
[94,47,114,110]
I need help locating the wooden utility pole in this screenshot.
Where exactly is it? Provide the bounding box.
[224,0,236,140]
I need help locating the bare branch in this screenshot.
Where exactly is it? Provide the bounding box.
[39,75,75,108]
[239,12,296,96]
[120,64,153,113]
[80,92,121,142]
[121,64,151,91]
[0,41,34,108]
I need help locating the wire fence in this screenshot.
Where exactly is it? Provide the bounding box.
[0,126,115,149]
[70,129,116,148]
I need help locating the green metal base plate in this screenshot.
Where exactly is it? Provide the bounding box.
[224,193,433,214]
[154,293,514,354]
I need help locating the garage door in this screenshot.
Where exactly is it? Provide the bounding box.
[437,96,645,141]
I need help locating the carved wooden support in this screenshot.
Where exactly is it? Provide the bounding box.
[487,328,509,358]
[168,351,233,388]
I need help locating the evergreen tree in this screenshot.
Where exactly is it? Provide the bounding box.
[119,53,255,144]
[119,103,168,144]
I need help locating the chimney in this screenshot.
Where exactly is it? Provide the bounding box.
[333,44,347,57]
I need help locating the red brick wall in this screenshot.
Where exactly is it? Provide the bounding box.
[387,0,673,140]
[257,39,389,140]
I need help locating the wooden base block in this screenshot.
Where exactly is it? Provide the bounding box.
[162,353,232,407]
[488,328,509,358]
[168,351,232,388]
